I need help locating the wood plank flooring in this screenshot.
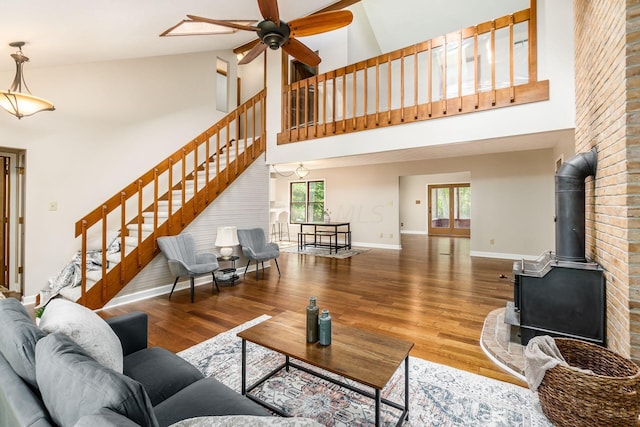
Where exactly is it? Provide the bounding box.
[100,234,525,387]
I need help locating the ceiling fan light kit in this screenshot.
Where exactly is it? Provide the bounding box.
[0,42,55,119]
[163,0,353,67]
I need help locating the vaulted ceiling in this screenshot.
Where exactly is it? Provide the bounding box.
[0,0,528,72]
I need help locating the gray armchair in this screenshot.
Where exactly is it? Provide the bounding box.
[157,233,220,302]
[237,228,281,280]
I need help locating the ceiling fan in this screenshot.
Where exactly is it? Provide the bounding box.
[161,0,353,67]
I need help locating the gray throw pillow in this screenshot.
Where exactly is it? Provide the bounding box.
[35,333,158,427]
[0,298,46,388]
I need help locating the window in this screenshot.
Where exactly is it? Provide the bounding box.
[216,58,229,113]
[290,180,325,223]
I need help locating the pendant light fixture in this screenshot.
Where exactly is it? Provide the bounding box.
[0,42,55,119]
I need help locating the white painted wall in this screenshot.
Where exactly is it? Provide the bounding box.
[399,172,471,234]
[0,49,240,299]
[361,0,530,53]
[273,148,556,258]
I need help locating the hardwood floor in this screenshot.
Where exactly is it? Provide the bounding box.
[100,234,525,387]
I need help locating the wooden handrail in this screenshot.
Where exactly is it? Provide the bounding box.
[278,7,549,144]
[73,89,266,309]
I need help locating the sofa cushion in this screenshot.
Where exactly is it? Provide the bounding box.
[75,408,143,427]
[124,347,204,406]
[35,333,158,427]
[39,298,123,373]
[0,351,53,427]
[154,377,268,427]
[0,297,46,388]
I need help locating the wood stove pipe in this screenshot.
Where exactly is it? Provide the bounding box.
[555,147,597,262]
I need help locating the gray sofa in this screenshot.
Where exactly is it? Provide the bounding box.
[0,298,268,426]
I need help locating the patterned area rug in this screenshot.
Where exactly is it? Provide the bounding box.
[178,316,552,427]
[280,246,369,259]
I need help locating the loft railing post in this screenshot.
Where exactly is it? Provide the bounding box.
[153,168,159,248]
[509,14,516,102]
[137,180,143,267]
[387,56,392,124]
[194,139,199,213]
[101,207,108,303]
[491,20,496,106]
[168,158,173,233]
[529,0,537,82]
[400,49,405,122]
[81,220,88,305]
[119,192,126,284]
[474,26,479,109]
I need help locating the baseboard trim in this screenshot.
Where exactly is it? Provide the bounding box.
[470,251,539,261]
[102,263,266,310]
[352,241,401,250]
[23,263,266,311]
[400,230,427,235]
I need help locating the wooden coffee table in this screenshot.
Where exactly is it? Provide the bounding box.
[237,311,414,426]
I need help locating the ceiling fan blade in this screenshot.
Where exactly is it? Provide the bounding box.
[282,38,321,67]
[186,15,259,32]
[238,42,268,65]
[289,10,353,38]
[258,0,280,25]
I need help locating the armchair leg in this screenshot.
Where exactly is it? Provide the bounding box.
[189,277,195,303]
[274,258,281,276]
[169,277,179,300]
[212,272,220,292]
[243,261,250,276]
[256,261,260,280]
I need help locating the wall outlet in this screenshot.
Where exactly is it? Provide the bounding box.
[380,232,384,238]
[490,238,495,245]
[48,201,57,211]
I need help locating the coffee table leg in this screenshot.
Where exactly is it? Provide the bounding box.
[286,355,290,372]
[375,389,381,426]
[241,339,247,395]
[405,355,410,421]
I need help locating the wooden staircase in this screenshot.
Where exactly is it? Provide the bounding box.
[71,90,266,310]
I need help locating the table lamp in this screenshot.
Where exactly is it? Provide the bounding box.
[215,226,239,259]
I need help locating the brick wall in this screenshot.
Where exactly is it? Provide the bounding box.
[574,0,639,359]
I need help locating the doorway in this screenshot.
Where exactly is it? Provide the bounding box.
[290,58,317,127]
[428,184,471,237]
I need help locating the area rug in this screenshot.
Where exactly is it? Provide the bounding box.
[281,246,369,259]
[178,316,551,427]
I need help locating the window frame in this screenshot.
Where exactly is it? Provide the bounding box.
[289,179,326,224]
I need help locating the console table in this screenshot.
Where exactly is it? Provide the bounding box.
[297,222,351,253]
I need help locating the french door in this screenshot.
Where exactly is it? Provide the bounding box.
[428,184,471,237]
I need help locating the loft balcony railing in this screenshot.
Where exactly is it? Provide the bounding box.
[68,90,266,309]
[278,5,547,144]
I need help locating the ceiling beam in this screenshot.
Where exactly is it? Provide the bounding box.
[233,0,361,55]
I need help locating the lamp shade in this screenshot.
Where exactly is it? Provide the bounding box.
[215,226,239,258]
[0,42,55,119]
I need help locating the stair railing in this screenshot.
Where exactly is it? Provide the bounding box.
[73,89,266,309]
[278,4,547,144]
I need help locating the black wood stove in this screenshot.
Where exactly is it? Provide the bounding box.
[505,148,606,346]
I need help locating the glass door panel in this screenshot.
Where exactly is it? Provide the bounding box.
[428,184,470,237]
[431,187,450,229]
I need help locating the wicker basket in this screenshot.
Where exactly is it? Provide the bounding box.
[538,338,640,426]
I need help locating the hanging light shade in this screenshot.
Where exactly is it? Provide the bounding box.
[295,163,309,179]
[0,42,55,119]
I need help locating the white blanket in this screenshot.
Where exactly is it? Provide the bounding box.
[523,335,567,391]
